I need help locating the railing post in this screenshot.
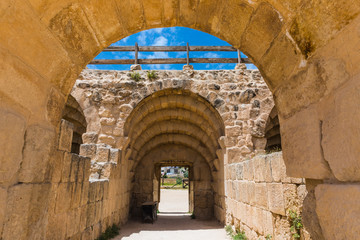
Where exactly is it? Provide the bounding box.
[186,42,190,66]
[237,49,241,64]
[135,42,139,65]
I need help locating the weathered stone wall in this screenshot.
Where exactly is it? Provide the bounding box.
[44,119,130,240]
[226,152,308,239]
[71,66,307,238]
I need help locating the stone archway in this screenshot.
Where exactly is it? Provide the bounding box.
[123,89,225,220]
[1,1,360,239]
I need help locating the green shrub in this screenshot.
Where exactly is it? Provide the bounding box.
[190,212,196,219]
[265,234,272,240]
[183,169,189,178]
[176,176,182,185]
[130,72,141,82]
[96,224,120,240]
[147,70,157,80]
[288,210,303,240]
[233,231,247,240]
[225,225,234,236]
[225,225,247,240]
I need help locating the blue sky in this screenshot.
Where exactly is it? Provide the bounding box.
[88,27,257,70]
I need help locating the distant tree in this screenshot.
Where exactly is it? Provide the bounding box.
[184,169,189,178]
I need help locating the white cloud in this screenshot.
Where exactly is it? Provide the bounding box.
[137,31,148,45]
[204,52,220,58]
[148,64,172,70]
[153,36,168,46]
[111,52,133,59]
[148,52,169,58]
[122,36,129,43]
[175,52,186,58]
[153,28,163,34]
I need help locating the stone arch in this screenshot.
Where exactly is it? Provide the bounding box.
[124,88,225,166]
[125,88,225,219]
[1,1,360,239]
[62,95,87,154]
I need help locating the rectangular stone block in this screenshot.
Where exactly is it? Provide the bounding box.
[235,163,244,180]
[84,158,91,182]
[55,183,72,214]
[243,160,254,181]
[0,110,25,186]
[80,144,97,159]
[0,187,7,236]
[109,148,121,164]
[315,184,360,240]
[80,182,90,206]
[238,181,248,203]
[247,181,256,205]
[45,212,67,240]
[59,119,74,152]
[19,124,55,183]
[49,150,64,183]
[88,183,97,203]
[227,147,243,164]
[253,155,272,182]
[70,155,80,182]
[61,152,72,182]
[2,184,32,239]
[71,183,82,209]
[322,78,360,181]
[95,145,110,162]
[263,210,274,237]
[254,183,268,209]
[269,152,289,182]
[281,106,332,179]
[267,183,285,215]
[66,208,81,238]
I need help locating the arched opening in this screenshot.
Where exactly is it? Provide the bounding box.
[61,95,87,154]
[265,107,281,152]
[1,2,359,240]
[123,89,225,220]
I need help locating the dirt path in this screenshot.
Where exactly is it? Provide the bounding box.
[159,189,189,213]
[112,215,227,240]
[112,189,227,240]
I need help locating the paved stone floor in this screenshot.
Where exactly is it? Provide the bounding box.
[113,189,227,240]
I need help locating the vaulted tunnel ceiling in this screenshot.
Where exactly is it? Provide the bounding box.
[124,89,225,172]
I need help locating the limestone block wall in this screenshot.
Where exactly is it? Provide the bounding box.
[44,119,130,240]
[225,152,308,239]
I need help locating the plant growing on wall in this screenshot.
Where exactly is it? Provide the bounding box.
[96,224,120,240]
[147,70,157,80]
[288,210,303,240]
[265,234,272,240]
[233,231,247,240]
[225,225,233,236]
[225,225,247,240]
[130,72,141,82]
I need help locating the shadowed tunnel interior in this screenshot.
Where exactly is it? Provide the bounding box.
[123,89,225,219]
